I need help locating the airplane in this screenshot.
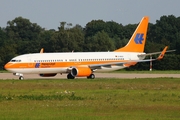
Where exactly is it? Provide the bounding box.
[4,16,169,80]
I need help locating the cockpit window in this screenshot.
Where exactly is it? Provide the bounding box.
[10,60,16,62]
[10,60,21,62]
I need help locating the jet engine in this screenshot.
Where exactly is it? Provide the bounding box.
[71,67,92,77]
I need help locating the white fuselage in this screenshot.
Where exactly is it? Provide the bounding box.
[5,52,145,74]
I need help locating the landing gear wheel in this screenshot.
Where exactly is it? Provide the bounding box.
[87,74,95,79]
[19,76,24,80]
[67,73,75,79]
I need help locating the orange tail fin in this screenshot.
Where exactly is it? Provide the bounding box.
[114,16,149,52]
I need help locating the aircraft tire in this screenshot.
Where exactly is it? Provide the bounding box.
[87,74,95,79]
[19,76,24,80]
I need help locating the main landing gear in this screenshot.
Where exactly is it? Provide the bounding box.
[87,74,95,79]
[19,76,24,80]
[67,73,95,79]
[13,73,24,80]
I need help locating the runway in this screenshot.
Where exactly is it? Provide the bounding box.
[0,73,180,79]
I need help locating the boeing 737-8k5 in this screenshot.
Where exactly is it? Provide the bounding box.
[4,16,168,80]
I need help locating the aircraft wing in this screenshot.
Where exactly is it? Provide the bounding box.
[138,48,175,57]
[89,58,157,69]
[89,46,168,69]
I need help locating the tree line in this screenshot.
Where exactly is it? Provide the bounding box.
[0,15,180,70]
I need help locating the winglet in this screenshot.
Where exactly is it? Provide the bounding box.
[157,46,168,60]
[40,48,44,53]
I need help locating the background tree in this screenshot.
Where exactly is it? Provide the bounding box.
[84,31,115,51]
[0,27,6,48]
[0,15,179,70]
[5,17,43,54]
[85,20,107,37]
[50,22,84,52]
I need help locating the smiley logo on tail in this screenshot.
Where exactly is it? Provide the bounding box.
[134,33,144,44]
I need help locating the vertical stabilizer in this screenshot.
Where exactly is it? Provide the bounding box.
[114,16,149,52]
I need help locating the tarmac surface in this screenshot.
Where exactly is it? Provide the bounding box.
[0,73,180,80]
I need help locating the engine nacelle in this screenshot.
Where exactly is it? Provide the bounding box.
[39,73,57,77]
[71,67,92,77]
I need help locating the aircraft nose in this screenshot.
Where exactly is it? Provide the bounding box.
[4,62,10,70]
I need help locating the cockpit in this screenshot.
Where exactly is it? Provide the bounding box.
[10,59,21,62]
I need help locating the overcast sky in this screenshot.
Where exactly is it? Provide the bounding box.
[0,0,180,30]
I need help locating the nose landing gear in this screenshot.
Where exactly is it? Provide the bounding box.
[13,73,24,80]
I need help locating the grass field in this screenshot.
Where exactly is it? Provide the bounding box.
[0,78,180,120]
